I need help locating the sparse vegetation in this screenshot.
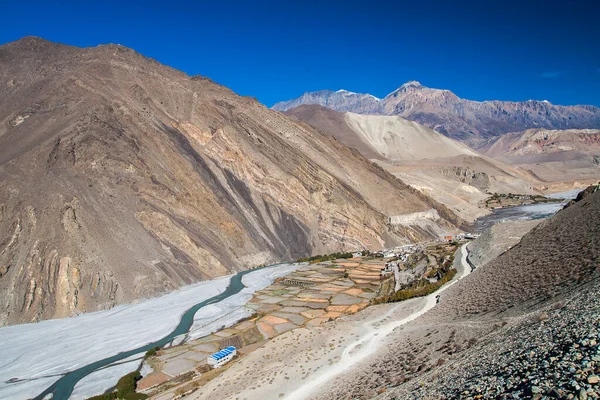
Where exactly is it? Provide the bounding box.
[373,268,457,304]
[144,346,160,358]
[296,252,354,264]
[484,192,561,209]
[86,371,147,400]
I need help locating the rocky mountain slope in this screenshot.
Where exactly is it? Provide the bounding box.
[434,188,599,321]
[274,81,600,147]
[375,188,600,399]
[482,128,600,185]
[271,89,382,115]
[286,104,541,222]
[0,37,465,326]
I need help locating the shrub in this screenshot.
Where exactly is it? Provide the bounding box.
[298,251,355,264]
[144,346,160,358]
[373,269,457,304]
[116,372,142,398]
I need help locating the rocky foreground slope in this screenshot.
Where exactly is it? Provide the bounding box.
[372,189,600,399]
[381,279,600,400]
[274,81,600,147]
[466,219,541,268]
[434,188,599,321]
[0,37,465,325]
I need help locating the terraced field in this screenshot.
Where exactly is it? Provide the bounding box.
[139,257,393,398]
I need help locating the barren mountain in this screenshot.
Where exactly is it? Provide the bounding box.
[482,128,600,185]
[274,81,600,147]
[0,37,465,325]
[285,104,540,222]
[272,89,382,115]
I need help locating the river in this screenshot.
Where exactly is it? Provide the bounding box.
[0,263,301,400]
[473,189,583,232]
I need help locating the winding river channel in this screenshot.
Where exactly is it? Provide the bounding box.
[33,269,253,400]
[0,262,299,400]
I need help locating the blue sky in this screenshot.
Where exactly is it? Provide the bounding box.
[1,0,598,106]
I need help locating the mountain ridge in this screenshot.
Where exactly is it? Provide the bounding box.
[273,82,600,146]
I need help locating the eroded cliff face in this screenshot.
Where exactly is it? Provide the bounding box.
[480,128,600,185]
[437,166,491,190]
[0,37,463,325]
[483,128,600,157]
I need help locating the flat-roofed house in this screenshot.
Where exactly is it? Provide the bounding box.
[207,346,237,368]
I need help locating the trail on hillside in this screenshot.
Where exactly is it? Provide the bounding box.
[284,244,472,400]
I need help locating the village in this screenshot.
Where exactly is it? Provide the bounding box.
[135,237,472,400]
[481,192,563,209]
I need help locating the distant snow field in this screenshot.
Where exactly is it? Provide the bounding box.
[0,263,301,400]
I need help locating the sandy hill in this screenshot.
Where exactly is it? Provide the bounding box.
[274,81,600,147]
[285,104,540,222]
[343,112,479,161]
[285,105,477,161]
[283,104,384,160]
[0,37,465,325]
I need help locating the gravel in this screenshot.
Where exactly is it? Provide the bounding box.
[380,278,600,399]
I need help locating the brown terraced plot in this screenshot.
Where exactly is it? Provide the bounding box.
[138,257,392,398]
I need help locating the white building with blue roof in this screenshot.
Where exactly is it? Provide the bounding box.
[207,346,237,368]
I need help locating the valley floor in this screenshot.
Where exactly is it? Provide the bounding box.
[176,245,472,400]
[0,264,301,400]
